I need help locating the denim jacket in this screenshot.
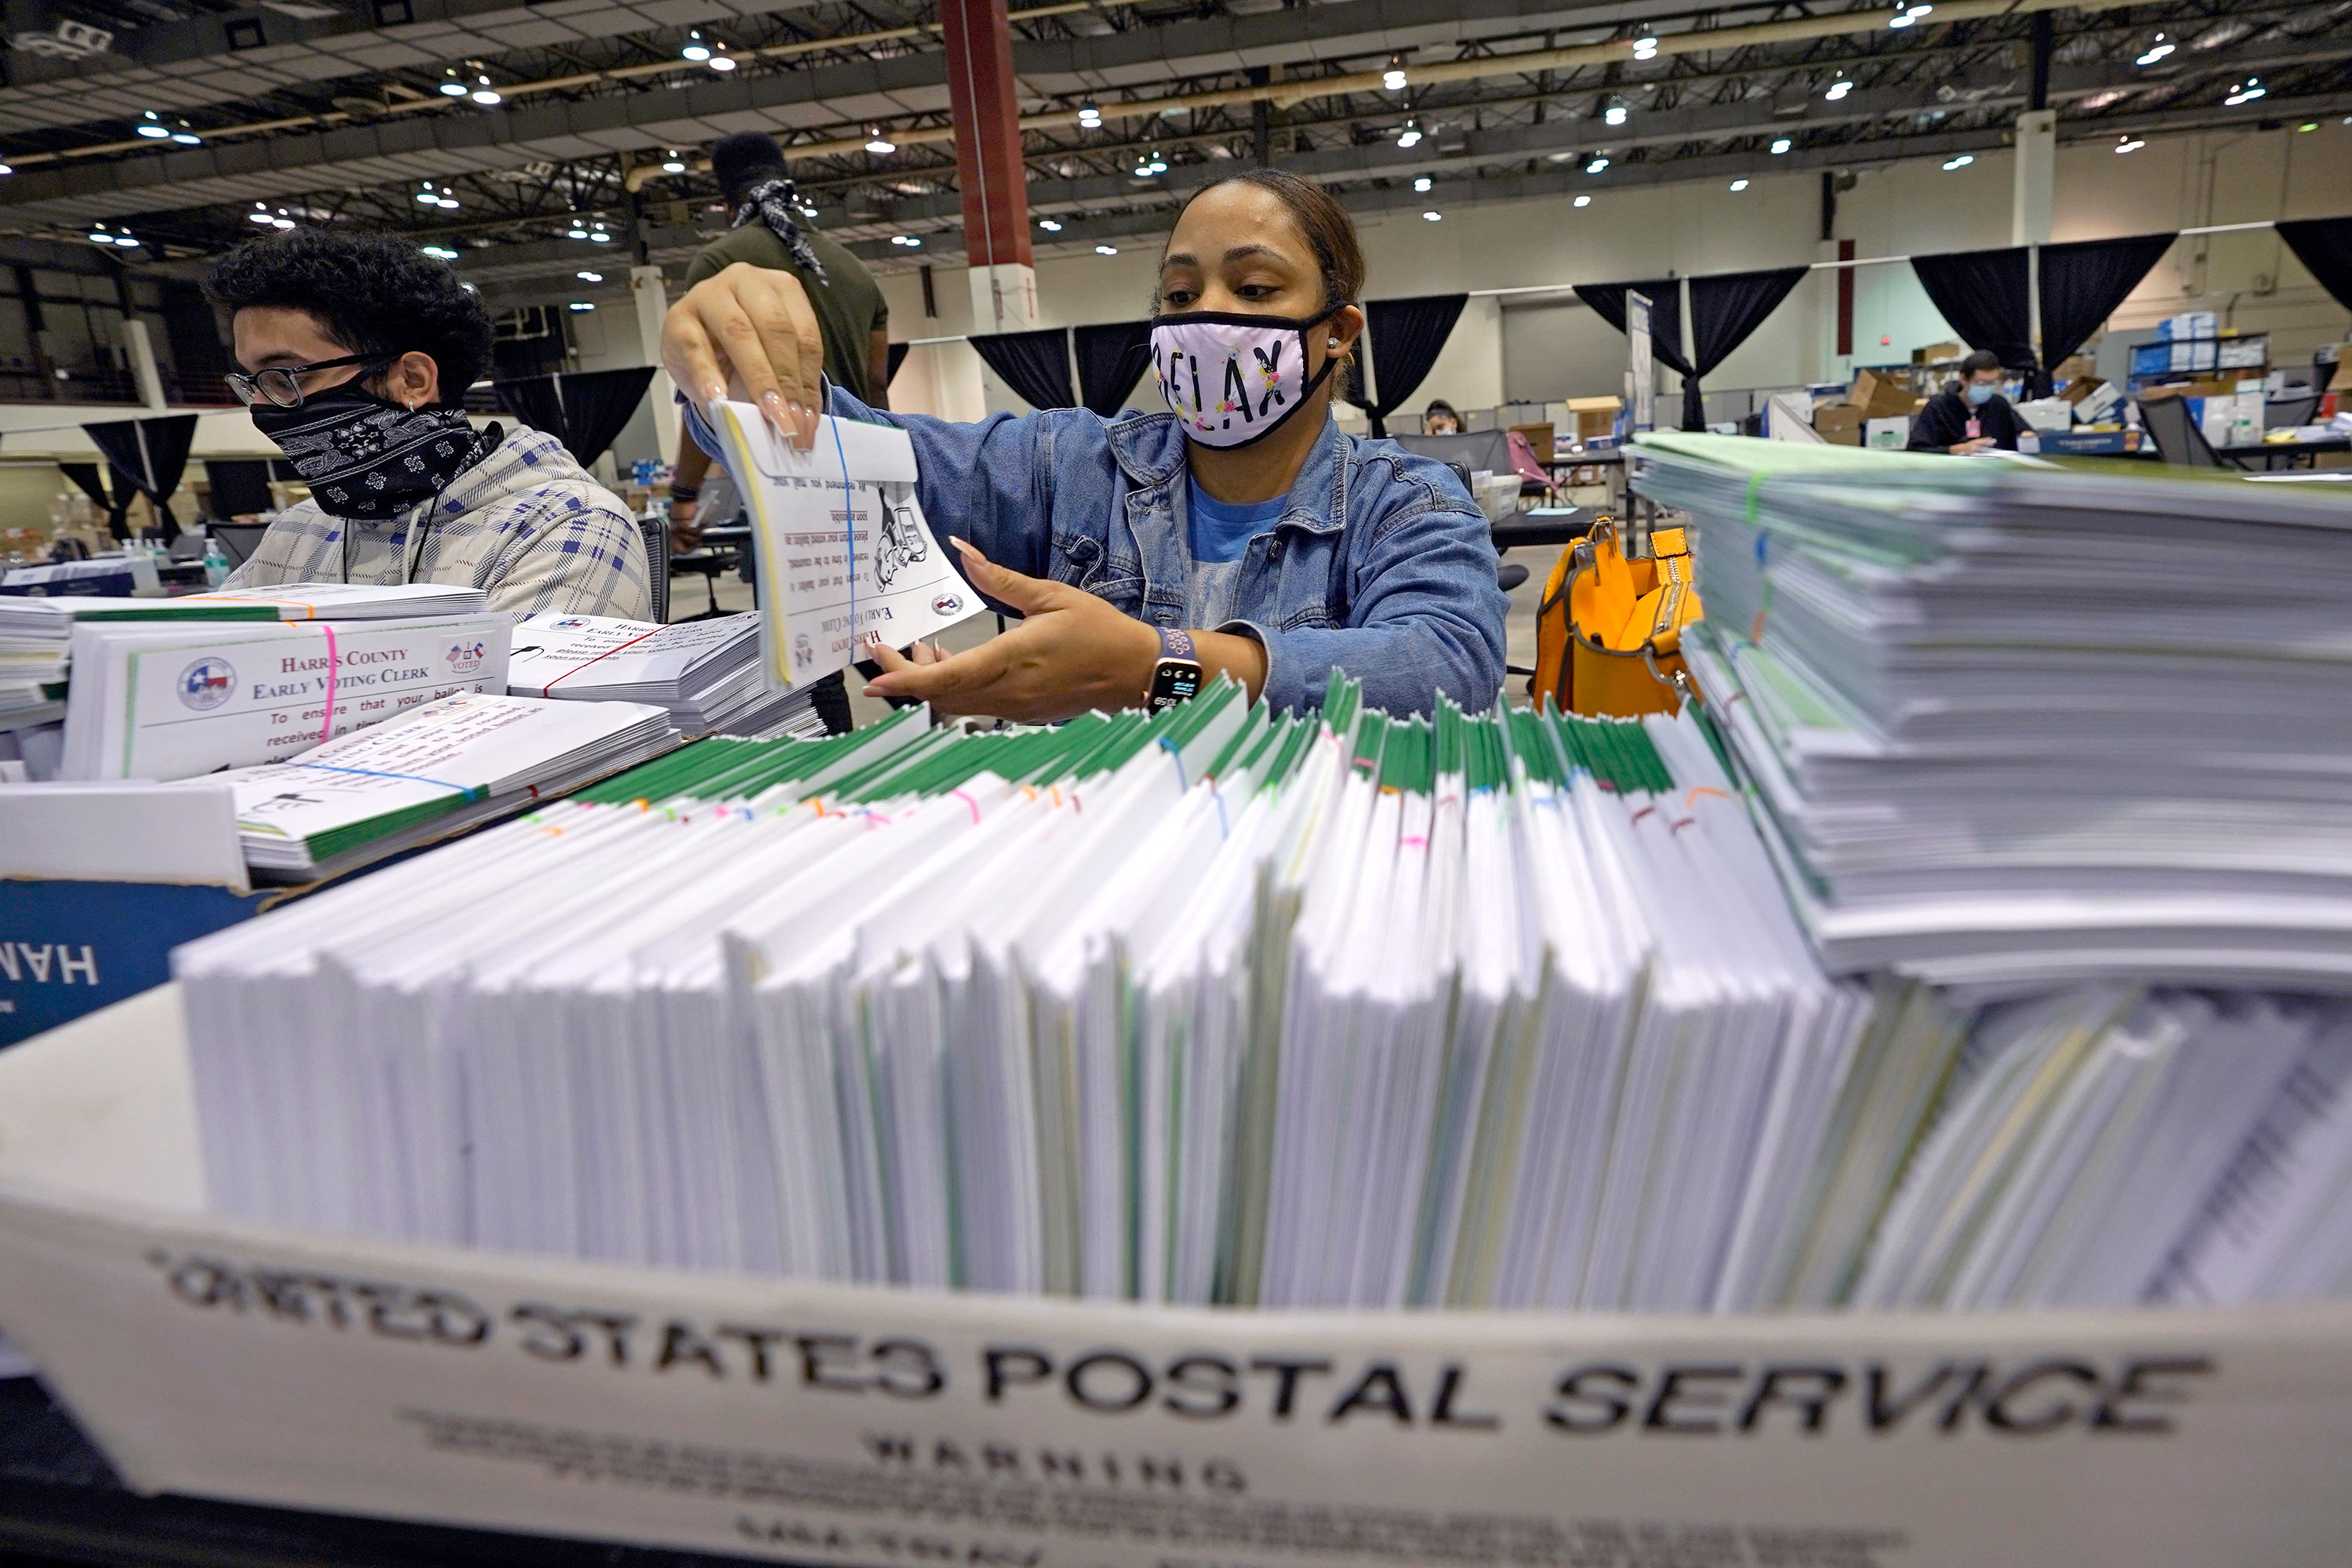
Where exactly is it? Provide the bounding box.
[688,390,1508,715]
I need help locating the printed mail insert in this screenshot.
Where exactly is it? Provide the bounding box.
[710,405,982,689]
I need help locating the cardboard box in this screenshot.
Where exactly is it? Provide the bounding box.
[2,988,2350,1568]
[1565,396,1622,441]
[1508,423,1555,465]
[1849,370,1917,422]
[1864,416,1911,449]
[1812,403,1865,445]
[1911,342,1964,366]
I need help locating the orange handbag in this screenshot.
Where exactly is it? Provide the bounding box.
[1530,520,1703,717]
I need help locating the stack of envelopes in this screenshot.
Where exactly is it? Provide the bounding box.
[1636,433,2352,992]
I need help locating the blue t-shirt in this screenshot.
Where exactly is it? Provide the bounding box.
[1185,479,1287,630]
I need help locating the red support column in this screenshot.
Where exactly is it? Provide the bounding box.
[939,0,1036,330]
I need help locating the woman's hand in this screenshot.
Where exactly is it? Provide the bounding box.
[862,539,1267,723]
[662,261,826,448]
[862,540,1161,722]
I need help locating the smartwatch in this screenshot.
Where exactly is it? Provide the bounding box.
[1145,626,1203,713]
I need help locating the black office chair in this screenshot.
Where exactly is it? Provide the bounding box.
[2137,396,2246,471]
[205,521,270,569]
[636,513,670,625]
[2266,393,2321,430]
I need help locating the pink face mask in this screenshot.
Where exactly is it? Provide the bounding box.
[1151,303,1345,449]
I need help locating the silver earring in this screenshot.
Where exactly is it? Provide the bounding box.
[1327,338,1340,347]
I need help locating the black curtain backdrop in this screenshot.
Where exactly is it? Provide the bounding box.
[492,368,655,467]
[885,340,911,387]
[1682,267,1809,431]
[2278,216,2352,316]
[555,367,655,467]
[1909,246,2035,375]
[492,375,567,441]
[1073,321,1155,417]
[970,327,1075,410]
[202,459,274,517]
[1573,278,1691,373]
[2038,234,2176,380]
[60,463,131,539]
[1575,278,1691,431]
[1356,294,1468,437]
[82,413,198,532]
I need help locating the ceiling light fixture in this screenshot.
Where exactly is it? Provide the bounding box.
[2299,121,2318,132]
[1730,178,1749,191]
[568,226,589,238]
[589,230,611,242]
[1037,217,1063,231]
[577,270,603,281]
[439,74,467,96]
[1573,194,1591,207]
[136,112,169,139]
[2136,35,2173,65]
[2116,136,2144,153]
[2223,78,2264,105]
[1586,156,1610,173]
[1396,121,1421,147]
[1942,154,1973,169]
[1383,58,1407,91]
[708,48,735,71]
[1770,137,1792,154]
[661,153,686,173]
[415,184,439,204]
[1095,244,1117,255]
[272,217,294,228]
[1632,34,1658,59]
[1413,175,1432,192]
[1825,79,1853,100]
[471,76,502,105]
[1602,99,1628,127]
[681,31,710,60]
[1077,102,1101,127]
[568,302,594,312]
[866,127,896,154]
[1421,209,1441,222]
[421,245,458,260]
[249,203,274,223]
[0,164,13,176]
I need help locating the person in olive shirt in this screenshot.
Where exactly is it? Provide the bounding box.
[1907,349,2027,454]
[667,131,891,732]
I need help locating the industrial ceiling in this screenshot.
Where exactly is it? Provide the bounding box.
[0,0,2341,303]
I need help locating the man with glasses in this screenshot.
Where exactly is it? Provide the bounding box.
[207,227,652,618]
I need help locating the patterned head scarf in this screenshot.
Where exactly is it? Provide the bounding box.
[732,175,829,287]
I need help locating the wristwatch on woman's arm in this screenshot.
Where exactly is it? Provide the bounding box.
[1145,626,1204,713]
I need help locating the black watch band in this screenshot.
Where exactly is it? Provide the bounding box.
[1146,626,1203,713]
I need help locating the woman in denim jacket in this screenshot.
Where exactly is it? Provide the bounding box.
[666,169,1507,720]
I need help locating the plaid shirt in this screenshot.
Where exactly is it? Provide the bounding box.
[223,423,653,619]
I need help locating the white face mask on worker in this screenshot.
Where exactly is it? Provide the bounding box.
[1152,303,1345,450]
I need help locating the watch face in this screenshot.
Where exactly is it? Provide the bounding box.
[1149,658,1203,710]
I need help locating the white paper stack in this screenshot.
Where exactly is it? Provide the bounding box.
[219,689,674,878]
[56,612,511,781]
[174,683,2013,1313]
[1635,433,2352,991]
[507,610,821,738]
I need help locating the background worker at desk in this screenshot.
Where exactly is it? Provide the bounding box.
[1908,350,2027,454]
[666,131,889,732]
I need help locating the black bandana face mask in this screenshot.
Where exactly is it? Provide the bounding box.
[249,381,488,521]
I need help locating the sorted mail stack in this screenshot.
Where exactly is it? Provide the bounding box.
[1634,433,2352,992]
[217,690,674,879]
[55,601,511,782]
[171,676,2352,1315]
[4,585,484,757]
[508,611,824,739]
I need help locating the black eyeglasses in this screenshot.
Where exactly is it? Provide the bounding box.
[225,350,398,409]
